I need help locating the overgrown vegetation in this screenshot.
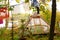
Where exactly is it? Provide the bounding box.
[0,0,60,40]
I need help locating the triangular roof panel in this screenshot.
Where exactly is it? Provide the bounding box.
[26,14,50,34]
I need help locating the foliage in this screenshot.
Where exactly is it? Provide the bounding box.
[15,0,20,3]
[8,7,14,11]
[40,3,51,24]
[0,12,60,40]
[25,0,29,3]
[19,19,33,40]
[0,5,7,8]
[0,0,60,40]
[0,0,5,2]
[40,2,60,34]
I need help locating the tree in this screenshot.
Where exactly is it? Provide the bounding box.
[49,0,56,40]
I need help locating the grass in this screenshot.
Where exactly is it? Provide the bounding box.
[0,11,60,40]
[0,29,60,40]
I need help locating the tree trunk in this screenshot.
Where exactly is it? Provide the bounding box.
[49,0,56,40]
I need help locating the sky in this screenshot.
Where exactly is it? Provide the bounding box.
[47,1,60,11]
[9,0,32,14]
[9,0,60,13]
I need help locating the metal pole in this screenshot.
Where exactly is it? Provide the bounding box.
[11,10,14,40]
[49,0,56,40]
[36,6,39,14]
[31,0,39,14]
[8,0,14,40]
